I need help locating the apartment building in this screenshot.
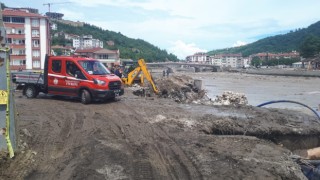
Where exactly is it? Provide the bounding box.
[186,52,209,63]
[73,35,103,49]
[3,8,50,70]
[224,53,243,68]
[251,52,300,60]
[209,55,223,66]
[209,54,243,68]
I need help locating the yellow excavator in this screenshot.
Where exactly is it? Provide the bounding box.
[121,59,159,94]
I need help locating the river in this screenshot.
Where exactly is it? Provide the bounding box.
[190,72,320,113]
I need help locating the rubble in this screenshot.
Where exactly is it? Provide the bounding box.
[213,91,248,106]
[129,75,248,106]
[155,75,206,103]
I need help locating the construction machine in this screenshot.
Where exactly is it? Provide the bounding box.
[121,59,159,94]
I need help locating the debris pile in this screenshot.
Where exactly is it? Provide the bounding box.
[213,91,248,106]
[129,84,152,97]
[156,75,206,103]
[129,75,248,106]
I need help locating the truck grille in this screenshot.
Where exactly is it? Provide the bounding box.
[109,81,121,90]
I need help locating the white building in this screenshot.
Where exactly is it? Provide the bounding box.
[292,62,303,68]
[224,54,243,68]
[209,55,223,66]
[243,58,251,68]
[73,35,103,49]
[186,52,209,63]
[3,8,50,70]
[209,54,243,68]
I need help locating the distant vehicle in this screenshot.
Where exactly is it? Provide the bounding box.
[12,55,124,104]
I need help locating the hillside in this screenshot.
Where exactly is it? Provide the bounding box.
[208,21,320,57]
[52,21,179,62]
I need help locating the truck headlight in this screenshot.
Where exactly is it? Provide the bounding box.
[93,79,106,86]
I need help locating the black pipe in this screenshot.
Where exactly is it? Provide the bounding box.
[257,100,320,121]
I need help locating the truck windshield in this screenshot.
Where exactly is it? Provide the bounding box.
[79,60,111,75]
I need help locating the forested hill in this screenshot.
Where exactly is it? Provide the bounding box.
[208,21,320,57]
[52,21,179,62]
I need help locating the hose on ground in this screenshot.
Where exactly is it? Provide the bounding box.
[257,100,320,121]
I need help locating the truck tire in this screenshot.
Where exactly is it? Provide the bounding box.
[81,89,91,104]
[25,85,38,98]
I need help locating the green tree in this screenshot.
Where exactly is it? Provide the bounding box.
[208,21,320,57]
[299,35,320,58]
[251,56,262,67]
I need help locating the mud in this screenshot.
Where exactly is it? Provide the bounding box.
[1,74,319,179]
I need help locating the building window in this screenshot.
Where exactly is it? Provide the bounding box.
[17,29,25,34]
[19,49,25,55]
[31,19,39,27]
[6,28,11,34]
[12,17,25,23]
[12,49,25,55]
[33,61,41,68]
[32,30,39,37]
[32,50,40,57]
[99,54,108,59]
[12,39,25,45]
[3,16,10,22]
[32,40,40,47]
[10,59,26,66]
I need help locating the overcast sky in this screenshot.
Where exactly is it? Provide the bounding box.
[2,0,320,59]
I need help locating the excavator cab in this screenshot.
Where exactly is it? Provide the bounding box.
[121,59,159,94]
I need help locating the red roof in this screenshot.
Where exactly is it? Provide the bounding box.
[3,9,46,18]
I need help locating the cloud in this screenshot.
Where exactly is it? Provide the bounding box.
[53,0,320,56]
[58,8,85,20]
[168,40,207,60]
[232,41,247,47]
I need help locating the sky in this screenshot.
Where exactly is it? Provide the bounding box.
[2,0,320,59]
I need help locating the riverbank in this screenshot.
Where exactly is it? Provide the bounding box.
[1,72,319,179]
[245,68,320,77]
[177,72,320,113]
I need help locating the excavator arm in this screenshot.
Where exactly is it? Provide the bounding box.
[138,59,159,94]
[121,59,159,94]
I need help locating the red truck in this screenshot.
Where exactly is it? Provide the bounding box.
[12,55,124,104]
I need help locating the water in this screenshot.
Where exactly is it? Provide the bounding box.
[192,72,320,112]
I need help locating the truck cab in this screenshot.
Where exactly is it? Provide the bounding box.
[47,56,124,104]
[13,55,124,104]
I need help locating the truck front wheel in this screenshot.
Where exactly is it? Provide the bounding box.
[81,89,91,104]
[25,85,38,98]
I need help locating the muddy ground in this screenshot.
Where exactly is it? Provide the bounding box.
[1,74,320,180]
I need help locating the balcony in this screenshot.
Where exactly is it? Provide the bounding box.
[10,44,25,49]
[32,46,40,50]
[10,54,26,59]
[7,34,25,39]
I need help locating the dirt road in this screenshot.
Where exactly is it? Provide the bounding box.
[1,76,319,179]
